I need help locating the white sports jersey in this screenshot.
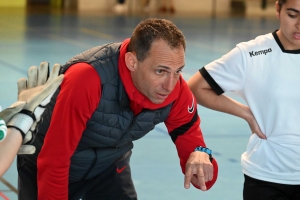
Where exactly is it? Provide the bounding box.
[202,31,300,185]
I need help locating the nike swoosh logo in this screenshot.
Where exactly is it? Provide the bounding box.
[188,97,194,113]
[116,166,127,173]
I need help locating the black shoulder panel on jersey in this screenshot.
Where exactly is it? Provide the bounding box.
[170,111,198,143]
[199,67,224,95]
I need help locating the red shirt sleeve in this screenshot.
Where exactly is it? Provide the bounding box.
[37,63,101,200]
[164,77,218,190]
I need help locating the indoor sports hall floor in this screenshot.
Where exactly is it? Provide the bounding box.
[0,2,278,200]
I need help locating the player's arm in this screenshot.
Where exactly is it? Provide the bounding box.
[0,127,23,176]
[187,67,265,139]
[188,45,265,139]
[188,69,249,123]
[0,62,64,177]
[0,105,24,177]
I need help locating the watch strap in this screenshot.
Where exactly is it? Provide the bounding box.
[194,146,213,162]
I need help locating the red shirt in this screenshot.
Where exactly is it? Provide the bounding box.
[37,39,218,199]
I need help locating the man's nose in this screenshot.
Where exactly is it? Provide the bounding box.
[163,74,177,91]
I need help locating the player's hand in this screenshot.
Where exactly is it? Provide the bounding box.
[184,151,213,191]
[245,108,266,139]
[6,62,64,154]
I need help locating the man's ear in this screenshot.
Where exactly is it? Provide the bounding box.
[125,52,137,72]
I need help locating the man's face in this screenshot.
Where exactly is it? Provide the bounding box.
[131,39,185,104]
[276,0,300,50]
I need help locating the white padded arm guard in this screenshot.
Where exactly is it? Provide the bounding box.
[7,110,34,139]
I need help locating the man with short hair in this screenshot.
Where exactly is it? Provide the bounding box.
[17,18,218,200]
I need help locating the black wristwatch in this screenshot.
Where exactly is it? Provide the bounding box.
[194,146,213,162]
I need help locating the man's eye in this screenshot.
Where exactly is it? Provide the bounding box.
[156,70,163,74]
[175,69,182,74]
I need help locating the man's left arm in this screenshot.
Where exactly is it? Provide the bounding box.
[164,77,218,191]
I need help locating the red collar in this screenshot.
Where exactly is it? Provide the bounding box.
[118,38,180,110]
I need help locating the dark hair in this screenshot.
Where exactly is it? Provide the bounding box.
[128,18,186,62]
[278,0,286,9]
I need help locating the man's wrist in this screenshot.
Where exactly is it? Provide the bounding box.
[194,146,213,162]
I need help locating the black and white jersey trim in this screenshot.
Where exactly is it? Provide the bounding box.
[199,67,224,95]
